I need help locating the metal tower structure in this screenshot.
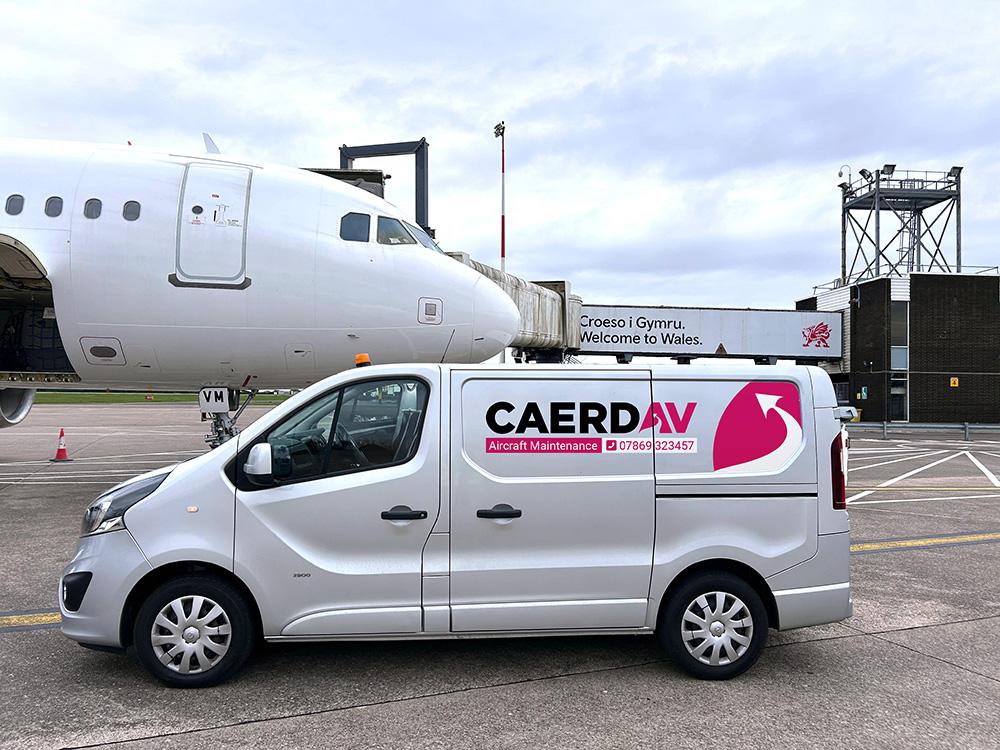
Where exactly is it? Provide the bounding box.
[838,164,962,284]
[339,138,431,235]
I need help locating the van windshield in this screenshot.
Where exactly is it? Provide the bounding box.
[403,221,445,254]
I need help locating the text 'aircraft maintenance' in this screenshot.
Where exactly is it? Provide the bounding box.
[0,137,520,441]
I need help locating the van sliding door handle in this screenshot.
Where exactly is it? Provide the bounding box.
[477,504,522,519]
[381,505,428,521]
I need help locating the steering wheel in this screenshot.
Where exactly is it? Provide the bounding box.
[335,424,370,467]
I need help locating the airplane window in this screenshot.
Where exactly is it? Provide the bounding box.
[403,221,445,254]
[377,217,417,246]
[83,199,102,219]
[340,212,370,242]
[191,205,203,215]
[45,197,63,217]
[123,201,141,221]
[5,195,23,216]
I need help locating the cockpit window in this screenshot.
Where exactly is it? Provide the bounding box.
[403,221,445,254]
[377,216,417,245]
[83,198,102,219]
[5,195,24,215]
[340,212,370,242]
[45,197,63,217]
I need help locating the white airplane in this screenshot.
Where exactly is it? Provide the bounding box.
[0,137,520,437]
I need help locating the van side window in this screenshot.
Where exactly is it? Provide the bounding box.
[123,201,141,221]
[328,379,428,473]
[340,212,370,242]
[5,195,23,215]
[45,197,63,217]
[265,377,429,484]
[377,216,417,245]
[83,199,102,219]
[267,390,342,483]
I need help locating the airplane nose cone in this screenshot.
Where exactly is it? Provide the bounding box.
[471,277,521,361]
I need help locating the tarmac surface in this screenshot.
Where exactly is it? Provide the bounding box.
[1,405,999,748]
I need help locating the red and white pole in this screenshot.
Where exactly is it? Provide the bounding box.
[494,120,507,363]
[500,127,506,276]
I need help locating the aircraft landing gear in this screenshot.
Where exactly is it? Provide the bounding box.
[203,389,258,448]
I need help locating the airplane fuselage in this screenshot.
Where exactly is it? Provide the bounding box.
[0,139,518,399]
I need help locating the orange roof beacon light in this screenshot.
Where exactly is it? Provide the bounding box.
[354,353,372,368]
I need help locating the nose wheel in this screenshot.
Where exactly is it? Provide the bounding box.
[203,388,258,448]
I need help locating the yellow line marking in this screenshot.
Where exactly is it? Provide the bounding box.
[851,531,1000,553]
[0,612,61,628]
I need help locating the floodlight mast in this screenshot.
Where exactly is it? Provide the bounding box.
[494,120,506,363]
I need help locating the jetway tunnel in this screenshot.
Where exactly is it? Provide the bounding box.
[446,252,581,361]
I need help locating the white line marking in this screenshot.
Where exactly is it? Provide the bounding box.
[848,448,930,454]
[849,451,946,471]
[977,452,1000,461]
[0,471,166,478]
[851,493,1000,506]
[0,451,201,467]
[846,451,965,504]
[0,481,128,485]
[964,451,1000,487]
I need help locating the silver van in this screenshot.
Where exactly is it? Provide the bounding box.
[60,364,853,687]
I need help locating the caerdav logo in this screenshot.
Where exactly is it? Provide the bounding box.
[486,401,696,435]
[713,382,801,473]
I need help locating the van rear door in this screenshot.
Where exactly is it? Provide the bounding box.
[449,368,655,632]
[650,370,819,581]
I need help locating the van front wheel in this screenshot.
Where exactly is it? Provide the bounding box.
[659,572,768,680]
[133,575,254,688]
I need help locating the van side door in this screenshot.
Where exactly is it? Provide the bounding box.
[448,369,655,632]
[233,368,440,637]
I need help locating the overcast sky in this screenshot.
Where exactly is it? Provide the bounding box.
[3,0,998,308]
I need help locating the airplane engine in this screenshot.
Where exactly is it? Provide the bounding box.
[0,387,35,428]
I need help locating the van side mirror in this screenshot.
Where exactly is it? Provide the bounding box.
[244,443,274,485]
[834,406,858,423]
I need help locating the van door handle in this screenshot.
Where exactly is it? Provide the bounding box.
[381,505,428,521]
[477,504,522,519]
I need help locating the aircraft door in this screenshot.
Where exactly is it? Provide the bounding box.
[173,163,251,288]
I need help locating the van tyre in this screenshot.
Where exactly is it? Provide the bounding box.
[659,572,768,680]
[133,575,255,688]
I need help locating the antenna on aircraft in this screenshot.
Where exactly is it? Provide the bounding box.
[202,133,221,154]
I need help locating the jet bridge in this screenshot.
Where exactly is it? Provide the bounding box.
[446,252,581,362]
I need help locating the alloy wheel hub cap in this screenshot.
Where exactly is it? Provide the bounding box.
[150,594,233,674]
[680,591,754,667]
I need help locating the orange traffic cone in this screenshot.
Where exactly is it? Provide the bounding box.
[50,428,73,462]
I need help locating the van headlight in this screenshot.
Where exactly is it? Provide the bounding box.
[81,473,168,536]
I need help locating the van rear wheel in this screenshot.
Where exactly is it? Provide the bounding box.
[133,574,254,688]
[659,572,768,680]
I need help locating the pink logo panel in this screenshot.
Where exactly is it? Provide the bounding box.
[713,382,802,472]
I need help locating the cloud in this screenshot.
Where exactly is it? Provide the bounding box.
[2,0,1000,309]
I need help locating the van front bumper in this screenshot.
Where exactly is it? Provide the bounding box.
[767,531,852,630]
[59,529,152,648]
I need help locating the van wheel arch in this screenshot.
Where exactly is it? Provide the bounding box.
[656,559,778,631]
[119,561,262,649]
